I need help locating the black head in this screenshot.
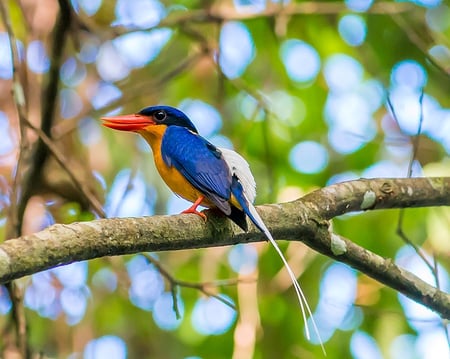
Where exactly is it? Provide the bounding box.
[138,106,198,133]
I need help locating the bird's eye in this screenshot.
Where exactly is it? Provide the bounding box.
[154,110,167,122]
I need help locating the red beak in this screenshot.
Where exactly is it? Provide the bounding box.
[101,114,155,132]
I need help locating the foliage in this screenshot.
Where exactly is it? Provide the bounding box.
[0,0,449,358]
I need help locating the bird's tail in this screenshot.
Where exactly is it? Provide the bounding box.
[231,178,325,354]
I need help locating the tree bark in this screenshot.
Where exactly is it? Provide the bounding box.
[0,177,449,318]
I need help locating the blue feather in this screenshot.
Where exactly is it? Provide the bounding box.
[139,106,198,133]
[230,175,254,222]
[161,126,233,214]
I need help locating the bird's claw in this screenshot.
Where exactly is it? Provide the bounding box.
[181,208,207,221]
[181,196,207,221]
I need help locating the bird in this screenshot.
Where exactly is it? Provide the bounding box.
[101,105,323,349]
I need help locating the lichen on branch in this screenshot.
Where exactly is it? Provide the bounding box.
[0,177,449,318]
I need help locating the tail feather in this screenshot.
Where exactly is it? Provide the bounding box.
[245,202,326,354]
[224,153,325,353]
[228,205,248,232]
[231,178,325,354]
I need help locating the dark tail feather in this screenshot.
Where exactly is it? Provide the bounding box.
[230,175,257,232]
[228,205,248,231]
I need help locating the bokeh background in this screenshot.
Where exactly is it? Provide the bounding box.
[0,0,449,358]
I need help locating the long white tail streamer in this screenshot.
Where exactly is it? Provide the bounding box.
[246,200,326,355]
[221,147,325,354]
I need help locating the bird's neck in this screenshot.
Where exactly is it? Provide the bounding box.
[137,126,167,154]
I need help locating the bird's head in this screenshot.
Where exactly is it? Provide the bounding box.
[101,105,198,134]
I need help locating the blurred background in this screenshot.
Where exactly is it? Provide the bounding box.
[0,0,449,358]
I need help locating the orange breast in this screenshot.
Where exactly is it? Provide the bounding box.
[138,126,214,207]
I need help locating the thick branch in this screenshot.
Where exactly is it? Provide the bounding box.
[0,178,449,318]
[301,177,450,219]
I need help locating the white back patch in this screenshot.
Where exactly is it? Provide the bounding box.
[220,147,256,203]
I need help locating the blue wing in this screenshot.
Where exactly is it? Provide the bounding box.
[161,126,233,214]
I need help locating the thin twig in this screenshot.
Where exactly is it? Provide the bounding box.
[0,0,30,240]
[387,93,448,342]
[156,2,416,28]
[0,2,31,357]
[16,0,73,230]
[110,167,139,218]
[53,50,206,141]
[386,94,435,273]
[141,253,253,317]
[228,78,277,200]
[390,14,450,78]
[24,119,105,217]
[408,91,424,177]
[260,109,276,202]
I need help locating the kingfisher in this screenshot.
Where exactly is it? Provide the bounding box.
[101,105,322,347]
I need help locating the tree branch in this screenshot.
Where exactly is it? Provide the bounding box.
[157,2,416,27]
[0,178,449,318]
[16,0,72,230]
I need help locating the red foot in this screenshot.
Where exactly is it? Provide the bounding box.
[181,196,207,221]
